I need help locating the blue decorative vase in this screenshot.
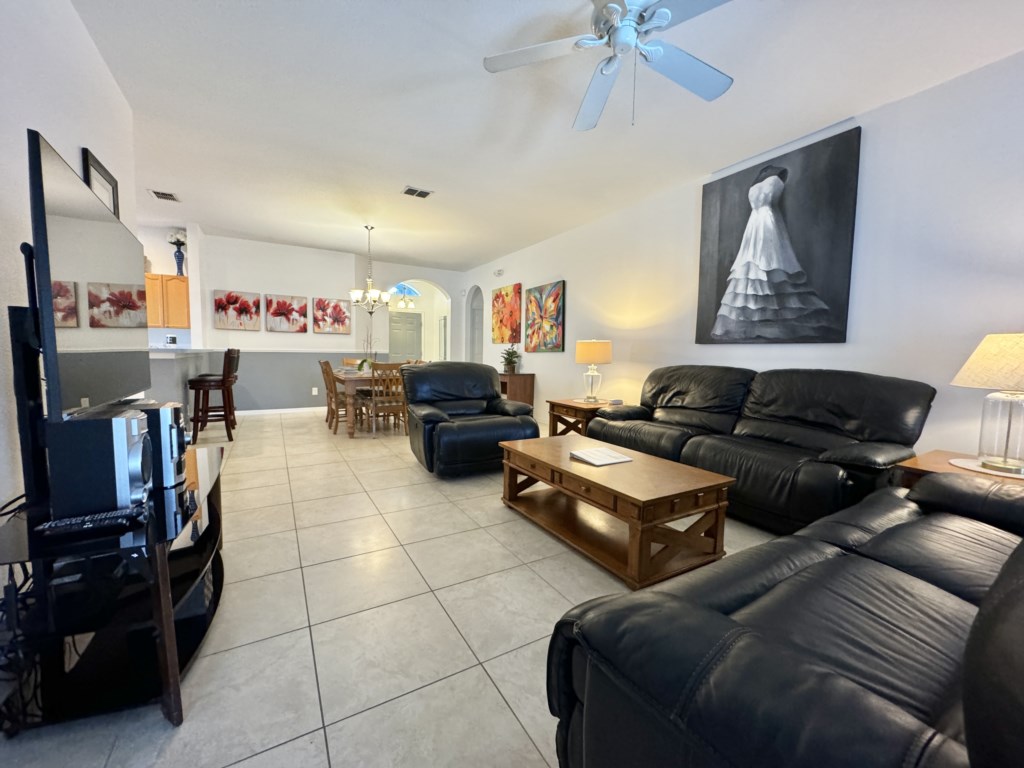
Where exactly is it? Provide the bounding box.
[172,243,185,275]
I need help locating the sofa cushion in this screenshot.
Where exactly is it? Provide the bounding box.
[742,369,936,445]
[856,513,1021,606]
[732,556,976,726]
[640,364,755,411]
[681,434,846,528]
[402,361,500,403]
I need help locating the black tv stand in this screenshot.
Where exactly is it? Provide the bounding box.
[0,446,224,734]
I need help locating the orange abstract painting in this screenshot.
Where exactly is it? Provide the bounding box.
[491,283,522,343]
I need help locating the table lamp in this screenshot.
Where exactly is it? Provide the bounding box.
[575,340,612,403]
[951,333,1024,474]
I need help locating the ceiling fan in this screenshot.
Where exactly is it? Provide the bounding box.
[483,0,734,131]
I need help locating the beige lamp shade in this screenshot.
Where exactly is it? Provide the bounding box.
[575,340,612,365]
[951,334,1024,391]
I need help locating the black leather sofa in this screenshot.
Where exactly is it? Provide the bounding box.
[401,361,539,477]
[547,474,1024,768]
[589,366,936,533]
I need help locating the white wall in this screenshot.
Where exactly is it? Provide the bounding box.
[182,233,467,358]
[0,1,135,497]
[465,51,1024,450]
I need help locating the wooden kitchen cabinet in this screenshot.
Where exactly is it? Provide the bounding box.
[146,273,190,328]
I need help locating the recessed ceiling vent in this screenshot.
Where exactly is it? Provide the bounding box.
[148,189,180,202]
[402,186,433,199]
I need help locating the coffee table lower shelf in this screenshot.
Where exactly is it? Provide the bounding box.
[503,487,724,590]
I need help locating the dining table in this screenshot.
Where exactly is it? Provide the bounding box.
[332,367,372,438]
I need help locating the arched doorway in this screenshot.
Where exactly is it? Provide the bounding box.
[466,285,483,363]
[387,279,451,361]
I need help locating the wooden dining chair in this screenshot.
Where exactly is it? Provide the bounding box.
[356,362,406,434]
[318,360,344,434]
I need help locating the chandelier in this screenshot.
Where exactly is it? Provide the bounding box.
[349,225,390,315]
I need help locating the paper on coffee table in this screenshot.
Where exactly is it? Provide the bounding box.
[569,447,632,466]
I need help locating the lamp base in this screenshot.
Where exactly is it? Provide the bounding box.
[977,390,1024,475]
[583,365,602,403]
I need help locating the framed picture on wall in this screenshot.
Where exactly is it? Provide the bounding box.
[265,294,308,333]
[51,280,79,328]
[491,283,522,343]
[213,290,261,331]
[87,282,147,328]
[695,127,861,344]
[312,298,352,334]
[81,148,119,219]
[525,280,565,352]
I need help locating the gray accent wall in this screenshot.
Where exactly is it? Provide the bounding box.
[149,350,393,416]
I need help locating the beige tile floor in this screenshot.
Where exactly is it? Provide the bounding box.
[0,410,774,767]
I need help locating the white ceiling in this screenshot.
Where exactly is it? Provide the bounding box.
[70,0,1024,270]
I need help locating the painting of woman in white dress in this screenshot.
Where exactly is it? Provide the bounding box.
[695,128,861,344]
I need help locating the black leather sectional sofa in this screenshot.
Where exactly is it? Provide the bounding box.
[589,365,936,533]
[547,474,1024,768]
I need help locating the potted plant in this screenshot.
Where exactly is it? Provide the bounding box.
[500,344,521,374]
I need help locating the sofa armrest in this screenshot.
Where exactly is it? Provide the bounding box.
[407,403,451,424]
[595,404,651,421]
[819,442,916,470]
[487,398,533,417]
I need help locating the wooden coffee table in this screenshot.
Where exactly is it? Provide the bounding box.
[500,434,734,589]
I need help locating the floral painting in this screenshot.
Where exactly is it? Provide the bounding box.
[52,280,78,328]
[312,298,351,334]
[213,290,261,331]
[525,280,565,352]
[265,294,308,333]
[491,283,521,343]
[87,282,147,328]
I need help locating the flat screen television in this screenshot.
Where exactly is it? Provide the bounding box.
[26,129,151,418]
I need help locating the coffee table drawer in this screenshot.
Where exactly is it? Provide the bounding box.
[561,475,614,508]
[509,453,552,482]
[644,488,726,522]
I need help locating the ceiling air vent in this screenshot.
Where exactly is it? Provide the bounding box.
[402,186,433,199]
[148,189,180,202]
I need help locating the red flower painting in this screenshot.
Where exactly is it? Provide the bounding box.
[51,280,79,328]
[87,282,148,328]
[312,297,352,335]
[212,290,261,331]
[264,293,308,333]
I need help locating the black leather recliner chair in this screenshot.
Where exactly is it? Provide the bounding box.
[401,362,539,477]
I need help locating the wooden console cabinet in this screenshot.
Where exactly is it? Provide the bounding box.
[499,373,535,408]
[146,273,190,328]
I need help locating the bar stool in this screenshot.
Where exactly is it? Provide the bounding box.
[188,349,241,441]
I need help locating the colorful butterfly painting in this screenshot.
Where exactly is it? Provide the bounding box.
[525,280,565,352]
[491,283,522,343]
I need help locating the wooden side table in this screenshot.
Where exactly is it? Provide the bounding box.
[895,449,1024,488]
[499,373,535,408]
[547,398,607,437]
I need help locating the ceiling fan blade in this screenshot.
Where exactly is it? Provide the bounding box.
[644,0,732,31]
[643,41,732,100]
[483,35,593,73]
[573,56,622,131]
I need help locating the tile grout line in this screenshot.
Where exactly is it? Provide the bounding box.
[289,469,333,753]
[479,662,553,768]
